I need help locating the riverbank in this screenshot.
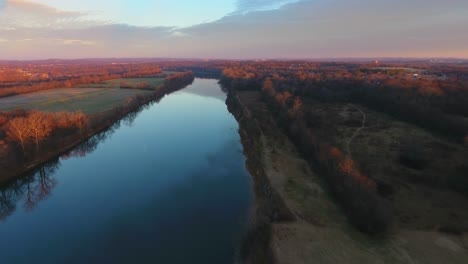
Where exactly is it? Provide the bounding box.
[227,89,468,264]
[0,73,194,185]
[227,89,294,264]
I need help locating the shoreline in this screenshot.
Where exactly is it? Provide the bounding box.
[0,74,194,186]
[226,87,294,264]
[1,103,149,186]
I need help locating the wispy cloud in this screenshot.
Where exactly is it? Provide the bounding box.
[0,0,107,30]
[169,31,190,38]
[234,0,301,14]
[60,39,94,46]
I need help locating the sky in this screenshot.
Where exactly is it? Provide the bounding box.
[0,0,467,59]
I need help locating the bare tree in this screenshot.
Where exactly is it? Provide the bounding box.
[6,117,31,154]
[27,111,53,151]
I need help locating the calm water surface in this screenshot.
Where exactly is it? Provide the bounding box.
[0,79,253,264]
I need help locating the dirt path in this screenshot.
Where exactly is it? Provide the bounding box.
[234,92,468,264]
[345,104,366,158]
[261,121,468,264]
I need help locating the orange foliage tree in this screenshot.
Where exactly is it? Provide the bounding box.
[6,117,31,154]
[27,111,54,151]
[69,112,88,132]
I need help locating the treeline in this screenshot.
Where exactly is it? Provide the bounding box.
[2,111,87,153]
[0,63,163,98]
[0,62,164,83]
[271,94,392,234]
[220,63,468,142]
[163,71,195,91]
[0,110,91,175]
[160,61,225,78]
[119,81,153,90]
[0,71,194,183]
[221,61,468,233]
[296,79,468,141]
[226,85,295,263]
[223,72,392,233]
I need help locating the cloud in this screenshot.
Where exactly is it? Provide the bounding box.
[234,0,301,14]
[169,31,189,38]
[0,0,106,30]
[1,0,468,59]
[60,39,94,46]
[175,0,468,58]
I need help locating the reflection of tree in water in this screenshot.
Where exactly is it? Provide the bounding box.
[24,160,59,211]
[123,107,142,127]
[62,120,122,160]
[123,100,157,126]
[0,187,17,221]
[0,159,60,220]
[0,103,152,221]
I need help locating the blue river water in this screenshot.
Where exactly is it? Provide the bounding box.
[0,79,253,264]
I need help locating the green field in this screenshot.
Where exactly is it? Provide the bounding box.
[76,77,166,89]
[0,88,152,114]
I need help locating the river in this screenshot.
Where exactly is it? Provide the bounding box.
[0,79,253,264]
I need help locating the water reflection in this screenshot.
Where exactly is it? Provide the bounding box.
[0,159,59,220]
[122,101,154,127]
[0,79,252,264]
[0,83,229,222]
[0,104,150,220]
[182,79,227,102]
[62,121,120,160]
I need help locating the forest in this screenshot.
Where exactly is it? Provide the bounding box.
[220,60,468,234]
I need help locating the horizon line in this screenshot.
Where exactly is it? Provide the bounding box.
[1,56,467,62]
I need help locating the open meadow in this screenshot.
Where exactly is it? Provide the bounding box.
[0,87,152,114]
[77,77,166,90]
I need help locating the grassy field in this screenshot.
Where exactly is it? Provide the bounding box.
[0,88,152,114]
[0,75,181,114]
[300,99,468,231]
[76,77,166,89]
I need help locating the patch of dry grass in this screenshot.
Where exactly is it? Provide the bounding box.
[0,88,152,114]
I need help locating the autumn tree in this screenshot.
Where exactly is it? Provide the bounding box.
[262,78,276,96]
[54,112,72,129]
[27,111,53,151]
[0,114,8,127]
[275,91,293,106]
[288,97,303,117]
[6,117,31,154]
[70,112,88,133]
